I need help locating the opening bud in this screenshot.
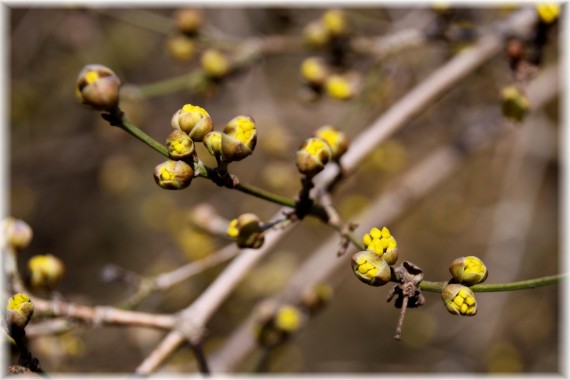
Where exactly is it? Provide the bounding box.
[6,293,34,330]
[28,254,65,291]
[166,130,195,160]
[221,115,257,162]
[303,20,330,47]
[274,304,304,333]
[449,256,488,286]
[227,213,264,249]
[325,72,360,100]
[362,226,398,265]
[203,131,223,157]
[167,35,196,62]
[153,160,194,190]
[174,8,203,36]
[295,137,332,176]
[314,125,349,161]
[171,104,213,142]
[201,49,231,79]
[536,4,560,24]
[300,57,330,87]
[322,9,349,38]
[501,85,530,122]
[351,250,392,287]
[76,64,121,111]
[441,283,477,316]
[2,217,33,250]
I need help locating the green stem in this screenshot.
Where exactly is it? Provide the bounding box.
[235,182,296,208]
[418,274,565,293]
[137,71,207,99]
[114,115,170,158]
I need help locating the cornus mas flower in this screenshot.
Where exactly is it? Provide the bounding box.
[203,131,223,157]
[274,305,303,333]
[6,293,34,329]
[300,57,330,87]
[174,8,203,36]
[28,254,65,291]
[221,115,257,162]
[2,217,32,250]
[362,226,398,265]
[171,104,213,142]
[227,213,264,249]
[166,130,195,160]
[441,283,477,316]
[501,85,530,123]
[449,256,488,286]
[303,20,330,47]
[314,125,349,160]
[201,49,230,79]
[351,250,391,286]
[322,9,349,38]
[295,137,332,176]
[153,160,194,190]
[536,3,560,24]
[325,73,360,100]
[76,64,121,111]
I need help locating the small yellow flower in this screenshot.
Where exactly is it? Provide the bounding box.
[303,20,330,47]
[501,85,530,123]
[322,9,348,37]
[76,64,121,111]
[295,137,332,176]
[174,8,203,35]
[166,34,196,61]
[203,131,223,157]
[325,72,360,100]
[201,49,231,78]
[2,217,33,250]
[166,130,195,159]
[227,213,264,249]
[274,305,303,333]
[536,4,560,24]
[314,125,349,160]
[300,57,330,87]
[153,160,194,190]
[221,115,257,162]
[441,283,477,316]
[28,254,65,291]
[449,256,488,285]
[6,293,34,329]
[171,104,213,142]
[362,226,398,265]
[351,250,392,286]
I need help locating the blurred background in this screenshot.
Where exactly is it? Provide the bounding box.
[7,5,561,374]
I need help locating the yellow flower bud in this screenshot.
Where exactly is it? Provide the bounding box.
[28,254,65,291]
[274,305,303,333]
[303,20,330,47]
[76,64,121,111]
[536,4,560,24]
[501,85,530,123]
[362,226,398,265]
[153,160,194,190]
[221,115,257,162]
[351,250,392,286]
[174,8,203,36]
[441,283,477,316]
[166,34,196,62]
[2,217,33,250]
[166,130,195,160]
[322,9,349,38]
[227,213,264,249]
[171,104,214,142]
[203,131,223,157]
[325,72,360,100]
[201,49,231,79]
[300,57,330,87]
[449,256,488,286]
[295,137,332,176]
[6,293,33,330]
[314,125,349,160]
